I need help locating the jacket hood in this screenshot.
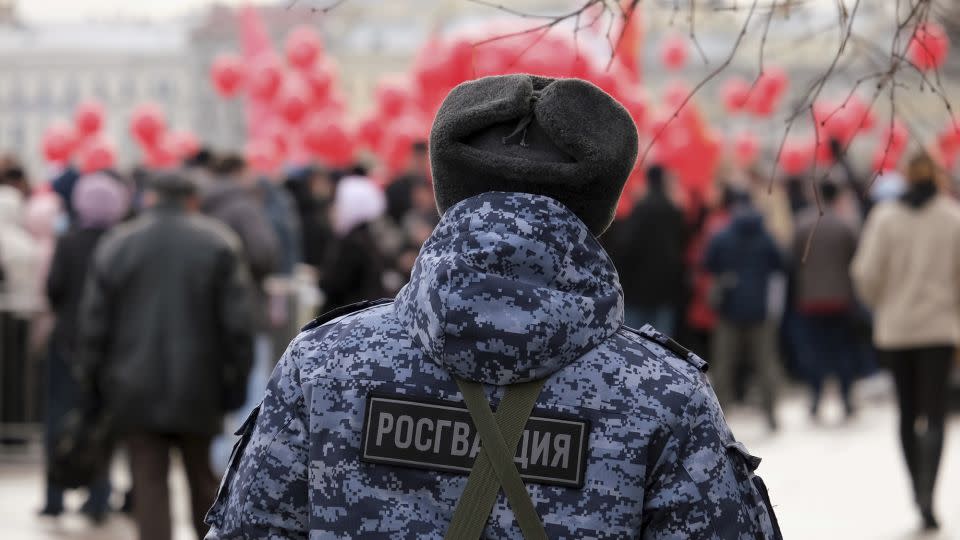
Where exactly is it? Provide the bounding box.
[395,191,624,385]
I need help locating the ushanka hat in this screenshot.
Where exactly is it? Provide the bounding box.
[429,74,638,236]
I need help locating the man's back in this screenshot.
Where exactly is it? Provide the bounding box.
[83,206,253,435]
[705,209,784,323]
[206,193,780,539]
[619,190,687,308]
[792,207,857,307]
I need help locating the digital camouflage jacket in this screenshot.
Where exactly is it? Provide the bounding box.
[205,191,782,539]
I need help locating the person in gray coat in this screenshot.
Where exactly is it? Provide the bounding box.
[791,181,860,419]
[79,173,255,540]
[201,154,279,286]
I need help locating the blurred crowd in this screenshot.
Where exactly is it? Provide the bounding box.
[0,132,957,536]
[0,140,437,538]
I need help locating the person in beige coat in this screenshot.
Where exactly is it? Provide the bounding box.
[851,153,960,531]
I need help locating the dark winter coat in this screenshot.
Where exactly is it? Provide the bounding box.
[47,227,108,352]
[705,209,785,323]
[259,178,302,275]
[319,223,387,312]
[201,180,280,284]
[79,205,255,435]
[284,177,333,270]
[617,189,688,308]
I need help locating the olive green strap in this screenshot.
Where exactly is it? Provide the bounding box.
[444,377,548,540]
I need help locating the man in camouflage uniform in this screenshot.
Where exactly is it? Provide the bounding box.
[206,75,781,539]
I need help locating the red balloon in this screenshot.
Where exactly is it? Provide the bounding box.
[780,142,812,175]
[249,54,284,102]
[130,103,167,148]
[169,130,200,159]
[814,102,856,146]
[721,77,752,114]
[733,132,759,168]
[909,22,949,71]
[245,139,280,174]
[303,116,354,166]
[78,138,116,173]
[745,68,788,117]
[661,35,688,71]
[261,122,290,161]
[356,114,384,151]
[285,26,323,70]
[144,135,179,169]
[380,112,429,173]
[211,54,245,97]
[74,101,105,138]
[42,122,77,163]
[376,78,413,119]
[304,60,337,107]
[275,75,312,125]
[758,67,788,101]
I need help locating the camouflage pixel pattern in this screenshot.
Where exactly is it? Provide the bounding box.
[205,192,781,539]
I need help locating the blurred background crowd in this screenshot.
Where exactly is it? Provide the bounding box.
[0,0,959,539]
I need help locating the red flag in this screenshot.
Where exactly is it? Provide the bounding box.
[613,0,643,84]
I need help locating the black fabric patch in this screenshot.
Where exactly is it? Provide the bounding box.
[361,393,590,489]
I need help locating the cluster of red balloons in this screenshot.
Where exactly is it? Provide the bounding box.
[719,68,789,117]
[909,22,950,71]
[40,101,118,174]
[41,98,199,173]
[348,24,651,181]
[210,25,353,172]
[128,103,200,170]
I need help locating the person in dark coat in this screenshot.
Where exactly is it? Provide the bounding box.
[617,165,687,334]
[384,140,430,225]
[704,192,786,430]
[283,166,335,270]
[319,175,388,312]
[40,172,130,521]
[200,154,280,285]
[78,173,255,540]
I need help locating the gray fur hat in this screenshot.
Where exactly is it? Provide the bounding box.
[429,74,639,236]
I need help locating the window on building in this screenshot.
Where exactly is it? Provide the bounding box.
[62,76,80,107]
[121,77,137,101]
[152,78,174,101]
[93,77,110,101]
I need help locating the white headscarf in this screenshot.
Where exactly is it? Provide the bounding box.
[332,175,387,237]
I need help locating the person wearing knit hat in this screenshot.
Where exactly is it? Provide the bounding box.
[41,172,130,522]
[72,172,131,229]
[852,151,960,531]
[207,75,781,540]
